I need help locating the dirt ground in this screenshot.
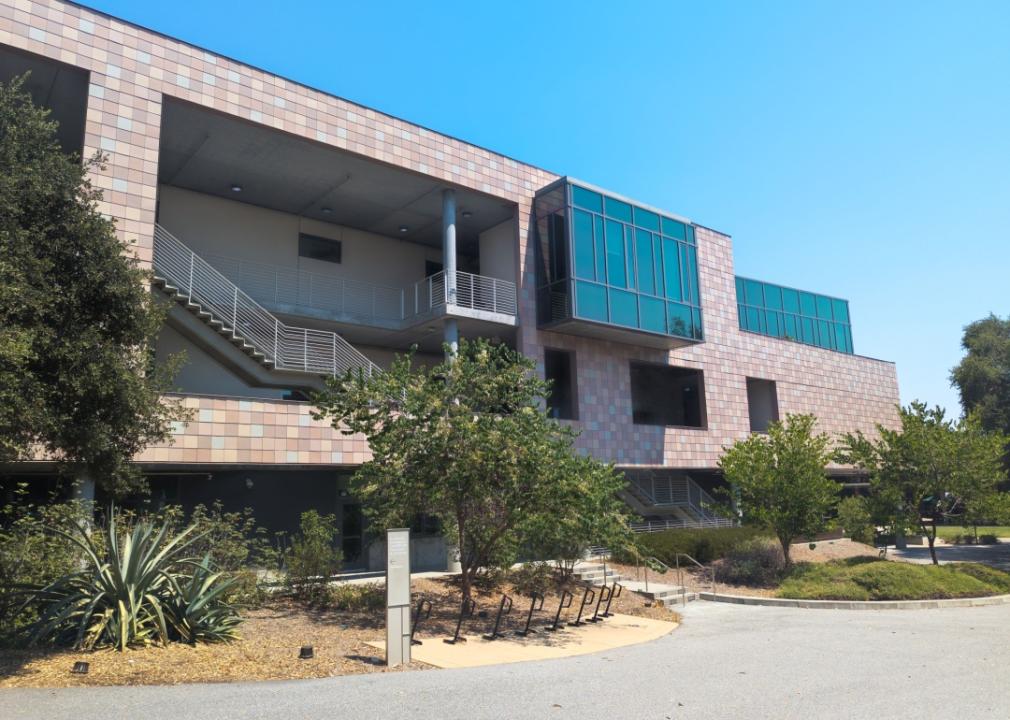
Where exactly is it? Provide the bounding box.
[0,573,677,688]
[608,538,881,599]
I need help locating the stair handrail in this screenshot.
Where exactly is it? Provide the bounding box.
[675,552,715,606]
[153,224,379,378]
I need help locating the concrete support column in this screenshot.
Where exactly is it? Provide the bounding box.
[442,188,458,359]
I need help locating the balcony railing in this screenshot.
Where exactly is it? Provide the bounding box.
[203,252,517,326]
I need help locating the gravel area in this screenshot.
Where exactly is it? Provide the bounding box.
[0,573,677,688]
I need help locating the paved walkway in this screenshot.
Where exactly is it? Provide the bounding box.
[890,541,1010,571]
[3,601,1009,720]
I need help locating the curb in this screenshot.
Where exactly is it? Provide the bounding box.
[697,591,1010,610]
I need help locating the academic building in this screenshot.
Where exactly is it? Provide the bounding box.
[0,0,899,568]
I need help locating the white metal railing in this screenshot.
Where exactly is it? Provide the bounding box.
[630,517,735,533]
[200,253,518,325]
[628,474,735,530]
[153,224,379,378]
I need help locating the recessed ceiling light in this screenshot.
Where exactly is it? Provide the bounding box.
[462,211,473,219]
[321,207,332,214]
[399,225,409,233]
[230,184,242,193]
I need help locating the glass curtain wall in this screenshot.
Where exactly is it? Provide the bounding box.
[535,180,703,342]
[735,277,853,353]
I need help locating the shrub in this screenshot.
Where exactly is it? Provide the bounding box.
[285,510,342,603]
[0,486,92,640]
[717,538,785,587]
[23,511,241,650]
[980,534,999,545]
[323,583,385,613]
[629,527,772,566]
[777,558,1010,601]
[510,561,555,597]
[835,496,875,545]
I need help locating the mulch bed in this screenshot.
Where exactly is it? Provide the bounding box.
[0,572,677,688]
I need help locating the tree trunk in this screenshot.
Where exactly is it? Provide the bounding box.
[456,513,471,602]
[926,517,939,565]
[780,537,791,568]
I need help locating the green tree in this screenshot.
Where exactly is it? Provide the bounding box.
[839,403,1007,564]
[718,414,837,567]
[0,75,184,496]
[312,338,629,601]
[950,314,1010,446]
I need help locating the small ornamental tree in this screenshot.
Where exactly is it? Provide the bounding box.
[838,402,1007,564]
[718,414,837,567]
[950,314,1010,466]
[0,74,184,496]
[312,338,630,601]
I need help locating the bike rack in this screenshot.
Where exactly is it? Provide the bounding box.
[602,583,622,617]
[483,594,513,640]
[410,598,433,645]
[444,597,476,645]
[516,592,544,637]
[568,587,596,627]
[587,585,612,623]
[545,590,573,632]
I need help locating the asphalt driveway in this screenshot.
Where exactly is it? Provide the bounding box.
[891,541,1010,571]
[2,600,1008,720]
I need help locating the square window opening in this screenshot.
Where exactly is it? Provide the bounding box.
[630,362,706,428]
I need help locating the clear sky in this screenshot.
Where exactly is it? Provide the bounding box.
[86,0,1010,415]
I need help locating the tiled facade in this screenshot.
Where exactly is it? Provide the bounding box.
[3,0,900,472]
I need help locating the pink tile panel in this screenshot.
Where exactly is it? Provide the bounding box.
[135,395,369,466]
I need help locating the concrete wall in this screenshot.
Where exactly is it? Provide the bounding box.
[156,324,289,399]
[745,378,779,433]
[478,218,517,283]
[157,185,443,290]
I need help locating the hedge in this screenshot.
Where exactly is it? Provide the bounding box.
[628,527,772,565]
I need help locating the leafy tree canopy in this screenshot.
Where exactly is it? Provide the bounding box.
[312,338,631,600]
[718,414,837,566]
[0,74,184,496]
[838,402,1007,564]
[951,314,1010,461]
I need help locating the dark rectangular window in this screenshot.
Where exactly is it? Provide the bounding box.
[746,378,779,432]
[298,233,341,263]
[544,349,577,420]
[630,362,705,427]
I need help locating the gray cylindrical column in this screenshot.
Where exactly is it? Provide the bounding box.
[444,317,459,359]
[442,189,458,360]
[442,189,457,304]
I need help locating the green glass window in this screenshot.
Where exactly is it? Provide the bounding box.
[641,296,666,333]
[634,207,660,232]
[668,302,694,339]
[815,295,833,320]
[766,311,781,337]
[605,220,627,288]
[764,283,782,310]
[636,229,656,295]
[782,288,800,314]
[575,281,608,322]
[594,215,606,281]
[573,209,595,280]
[625,229,637,289]
[744,279,764,306]
[572,185,603,213]
[662,238,682,300]
[662,216,687,241]
[604,196,633,222]
[799,292,817,317]
[832,298,849,324]
[683,245,699,305]
[610,288,639,327]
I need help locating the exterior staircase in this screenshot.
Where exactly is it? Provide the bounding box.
[623,473,735,532]
[152,224,378,378]
[573,562,697,607]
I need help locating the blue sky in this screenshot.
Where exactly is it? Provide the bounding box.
[87,0,1010,415]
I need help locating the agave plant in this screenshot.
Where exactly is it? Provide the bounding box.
[163,555,242,644]
[24,510,242,650]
